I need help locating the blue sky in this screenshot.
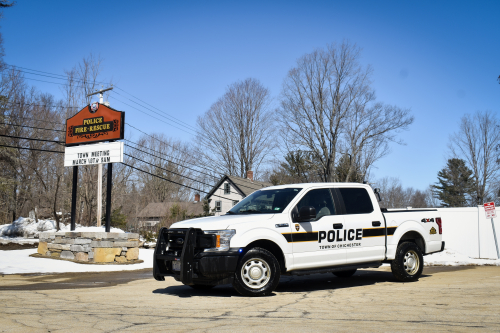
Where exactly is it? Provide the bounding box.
[2,0,500,190]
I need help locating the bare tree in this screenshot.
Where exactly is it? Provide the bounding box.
[196,78,275,178]
[449,111,500,205]
[277,41,413,182]
[134,133,195,203]
[344,103,413,181]
[376,177,434,209]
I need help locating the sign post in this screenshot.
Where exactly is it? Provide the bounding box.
[65,100,124,231]
[483,202,500,259]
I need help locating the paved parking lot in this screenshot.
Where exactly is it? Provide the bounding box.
[1,265,499,332]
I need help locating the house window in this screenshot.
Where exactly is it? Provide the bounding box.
[224,183,230,195]
[232,200,239,206]
[215,201,222,212]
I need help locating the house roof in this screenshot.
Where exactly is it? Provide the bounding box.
[205,175,273,199]
[137,201,204,218]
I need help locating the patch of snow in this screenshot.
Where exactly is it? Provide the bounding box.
[70,226,125,233]
[0,236,39,245]
[143,241,157,248]
[0,248,154,274]
[0,217,125,240]
[424,248,500,266]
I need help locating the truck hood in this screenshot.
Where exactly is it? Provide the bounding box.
[170,214,275,230]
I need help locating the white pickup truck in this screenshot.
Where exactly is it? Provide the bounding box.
[153,183,444,296]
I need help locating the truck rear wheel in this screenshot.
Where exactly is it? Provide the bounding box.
[232,247,280,297]
[391,242,423,282]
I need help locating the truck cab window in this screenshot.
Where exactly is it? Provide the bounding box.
[228,188,302,214]
[338,188,373,214]
[295,188,335,220]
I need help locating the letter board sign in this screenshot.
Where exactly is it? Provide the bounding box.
[64,141,124,167]
[65,102,124,146]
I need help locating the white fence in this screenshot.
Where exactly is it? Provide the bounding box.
[425,207,500,259]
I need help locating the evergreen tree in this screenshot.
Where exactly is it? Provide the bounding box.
[432,158,475,207]
[335,154,364,183]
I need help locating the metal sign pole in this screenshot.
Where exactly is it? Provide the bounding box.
[105,163,112,232]
[491,218,500,259]
[70,165,78,231]
[97,164,102,226]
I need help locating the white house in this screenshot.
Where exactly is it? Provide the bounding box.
[205,171,272,216]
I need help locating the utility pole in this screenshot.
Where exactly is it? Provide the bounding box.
[86,86,113,228]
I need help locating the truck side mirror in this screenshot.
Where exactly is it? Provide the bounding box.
[374,188,382,202]
[298,206,316,221]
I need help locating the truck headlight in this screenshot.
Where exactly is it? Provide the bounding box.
[203,229,236,252]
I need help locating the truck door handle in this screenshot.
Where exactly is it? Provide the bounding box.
[333,223,343,229]
[372,221,381,227]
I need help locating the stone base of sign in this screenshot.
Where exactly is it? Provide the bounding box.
[36,231,143,264]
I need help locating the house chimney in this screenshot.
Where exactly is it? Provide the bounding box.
[194,193,200,202]
[247,170,254,181]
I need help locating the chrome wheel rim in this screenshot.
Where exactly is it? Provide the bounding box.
[404,250,420,275]
[241,258,271,289]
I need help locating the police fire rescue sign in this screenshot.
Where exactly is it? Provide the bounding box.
[64,141,124,167]
[65,102,124,146]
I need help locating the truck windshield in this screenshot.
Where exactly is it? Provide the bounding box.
[227,188,302,214]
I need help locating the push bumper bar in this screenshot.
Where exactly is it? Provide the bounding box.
[153,227,240,285]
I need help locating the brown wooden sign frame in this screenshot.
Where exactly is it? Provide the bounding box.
[65,103,125,146]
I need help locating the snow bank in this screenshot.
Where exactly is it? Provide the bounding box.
[0,217,124,240]
[0,248,154,274]
[424,248,500,266]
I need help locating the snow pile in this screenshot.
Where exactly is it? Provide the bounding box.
[0,217,124,241]
[0,217,50,238]
[424,248,500,266]
[0,248,154,274]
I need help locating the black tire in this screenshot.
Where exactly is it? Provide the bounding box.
[333,269,357,278]
[232,247,281,297]
[189,284,215,290]
[391,241,424,282]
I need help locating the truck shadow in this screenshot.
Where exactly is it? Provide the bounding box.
[152,269,433,298]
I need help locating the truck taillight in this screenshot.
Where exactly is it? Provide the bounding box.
[435,217,442,234]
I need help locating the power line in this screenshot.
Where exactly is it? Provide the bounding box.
[124,142,219,181]
[6,64,207,141]
[6,64,201,136]
[112,90,199,134]
[111,95,199,136]
[0,134,64,144]
[122,162,232,201]
[0,122,65,132]
[4,115,64,125]
[125,152,219,191]
[0,143,63,154]
[2,101,80,111]
[124,133,220,176]
[124,151,245,197]
[125,123,226,175]
[4,64,110,86]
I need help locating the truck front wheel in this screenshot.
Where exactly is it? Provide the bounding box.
[232,247,281,297]
[391,241,424,282]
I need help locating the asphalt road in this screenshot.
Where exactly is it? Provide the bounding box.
[1,265,499,332]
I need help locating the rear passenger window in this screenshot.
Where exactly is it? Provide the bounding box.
[338,188,373,214]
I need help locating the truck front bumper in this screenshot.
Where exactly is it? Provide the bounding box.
[153,227,241,285]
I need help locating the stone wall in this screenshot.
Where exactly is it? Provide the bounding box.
[37,231,143,264]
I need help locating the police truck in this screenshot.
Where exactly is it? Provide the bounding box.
[153,183,444,296]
